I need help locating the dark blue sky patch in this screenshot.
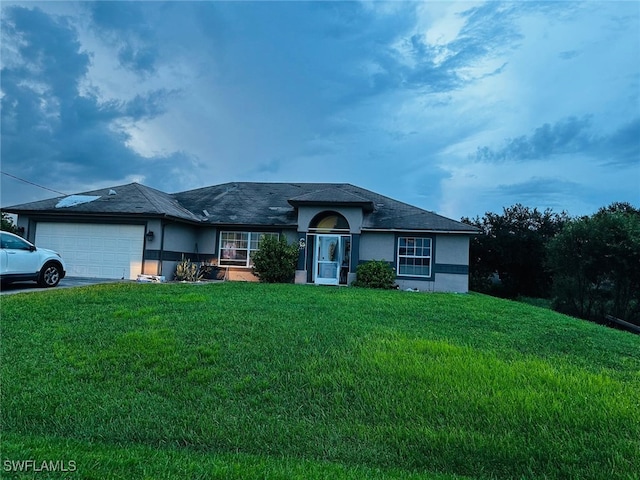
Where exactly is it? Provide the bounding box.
[2,6,90,95]
[0,1,637,218]
[474,116,596,163]
[600,118,640,167]
[0,4,181,195]
[87,1,160,75]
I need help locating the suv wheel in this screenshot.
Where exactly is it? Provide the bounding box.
[38,262,62,288]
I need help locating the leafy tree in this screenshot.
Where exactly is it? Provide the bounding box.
[251,235,299,283]
[352,260,396,289]
[547,203,640,324]
[1,212,18,233]
[462,204,569,298]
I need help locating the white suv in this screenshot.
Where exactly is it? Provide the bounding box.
[0,231,66,288]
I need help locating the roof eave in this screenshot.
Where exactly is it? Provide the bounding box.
[7,210,203,225]
[361,228,480,235]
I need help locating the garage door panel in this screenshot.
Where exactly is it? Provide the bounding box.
[90,238,104,249]
[103,243,119,253]
[103,252,117,261]
[116,239,133,251]
[36,223,144,280]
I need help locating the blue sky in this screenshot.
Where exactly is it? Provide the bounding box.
[1,1,638,220]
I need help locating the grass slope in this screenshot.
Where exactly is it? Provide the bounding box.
[1,282,639,479]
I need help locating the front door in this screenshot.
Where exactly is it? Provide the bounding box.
[314,235,340,285]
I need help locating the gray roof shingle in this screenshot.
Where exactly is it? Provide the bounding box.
[288,187,375,211]
[5,181,478,233]
[4,183,202,222]
[173,182,477,233]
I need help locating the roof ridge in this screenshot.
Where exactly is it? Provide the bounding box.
[175,181,351,192]
[135,183,203,220]
[132,183,165,214]
[289,185,369,199]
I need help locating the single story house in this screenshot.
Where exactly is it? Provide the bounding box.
[4,182,479,292]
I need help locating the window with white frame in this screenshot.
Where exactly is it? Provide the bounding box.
[397,237,432,277]
[219,232,279,267]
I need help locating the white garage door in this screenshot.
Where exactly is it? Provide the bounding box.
[36,223,145,280]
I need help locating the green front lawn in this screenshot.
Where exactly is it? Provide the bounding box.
[1,282,639,479]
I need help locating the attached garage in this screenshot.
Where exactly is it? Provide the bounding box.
[35,223,145,280]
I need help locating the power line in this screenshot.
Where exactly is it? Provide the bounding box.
[1,171,68,196]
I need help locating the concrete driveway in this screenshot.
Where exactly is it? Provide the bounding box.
[0,277,123,295]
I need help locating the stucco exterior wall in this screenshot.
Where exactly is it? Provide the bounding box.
[195,228,218,262]
[394,274,468,293]
[142,219,162,276]
[226,268,259,282]
[434,273,469,293]
[152,222,198,278]
[434,234,469,265]
[395,278,436,292]
[281,229,299,244]
[296,206,364,233]
[358,232,395,261]
[357,231,470,293]
[161,222,198,253]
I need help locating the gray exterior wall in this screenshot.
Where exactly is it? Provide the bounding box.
[152,222,199,278]
[434,234,469,266]
[195,228,219,261]
[296,206,364,233]
[14,212,470,291]
[358,231,470,293]
[359,232,395,262]
[161,222,198,252]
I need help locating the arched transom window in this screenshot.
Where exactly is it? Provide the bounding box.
[309,212,349,232]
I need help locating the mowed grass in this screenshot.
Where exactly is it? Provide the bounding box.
[1,282,639,479]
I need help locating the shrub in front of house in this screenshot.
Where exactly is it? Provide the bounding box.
[174,255,202,282]
[352,260,396,289]
[252,235,299,283]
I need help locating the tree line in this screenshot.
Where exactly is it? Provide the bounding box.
[1,212,18,233]
[462,202,640,327]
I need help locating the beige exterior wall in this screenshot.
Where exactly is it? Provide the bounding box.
[226,267,259,282]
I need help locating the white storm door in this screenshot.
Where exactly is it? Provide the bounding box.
[315,235,340,285]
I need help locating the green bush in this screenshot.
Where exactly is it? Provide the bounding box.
[251,235,299,283]
[352,260,396,289]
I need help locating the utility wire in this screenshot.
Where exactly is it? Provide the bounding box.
[1,171,68,196]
